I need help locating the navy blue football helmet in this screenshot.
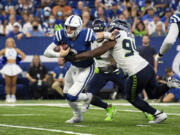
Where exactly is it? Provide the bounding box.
[92,19,106,32]
[108,19,129,32]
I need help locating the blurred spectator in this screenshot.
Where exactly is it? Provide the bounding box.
[43,14,56,37]
[132,17,149,37]
[5,15,16,34]
[150,21,166,37]
[138,35,157,73]
[5,7,23,24]
[52,0,66,15]
[137,35,157,100]
[161,8,172,32]
[107,1,122,22]
[82,10,92,28]
[51,57,70,96]
[55,9,64,26]
[73,1,84,17]
[7,22,24,40]
[22,13,32,35]
[0,37,26,103]
[142,6,156,22]
[63,5,72,19]
[42,7,51,24]
[162,67,180,102]
[26,55,49,99]
[95,6,108,25]
[25,20,44,37]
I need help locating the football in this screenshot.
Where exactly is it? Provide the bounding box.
[53,44,69,52]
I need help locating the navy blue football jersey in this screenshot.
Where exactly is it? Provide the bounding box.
[53,28,96,68]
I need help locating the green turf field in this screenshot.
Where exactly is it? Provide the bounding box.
[0,100,180,135]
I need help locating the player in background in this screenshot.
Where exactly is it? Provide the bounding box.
[156,13,180,61]
[44,15,116,124]
[82,19,126,121]
[63,19,180,124]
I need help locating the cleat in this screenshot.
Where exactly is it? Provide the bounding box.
[81,93,93,113]
[65,114,83,124]
[148,112,167,124]
[143,112,154,121]
[5,95,11,103]
[104,105,116,121]
[167,78,180,89]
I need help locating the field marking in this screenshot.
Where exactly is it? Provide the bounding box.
[136,125,151,127]
[0,114,44,116]
[0,124,93,135]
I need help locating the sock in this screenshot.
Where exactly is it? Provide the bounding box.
[11,95,16,98]
[91,95,108,109]
[154,110,161,115]
[77,93,89,101]
[67,100,81,115]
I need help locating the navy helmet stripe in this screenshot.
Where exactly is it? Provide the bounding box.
[69,15,74,24]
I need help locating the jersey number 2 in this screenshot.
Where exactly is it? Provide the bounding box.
[122,39,136,57]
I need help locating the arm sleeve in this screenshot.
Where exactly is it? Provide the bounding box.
[44,42,61,58]
[159,23,179,55]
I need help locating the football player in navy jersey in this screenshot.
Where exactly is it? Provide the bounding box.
[156,13,180,61]
[44,15,116,123]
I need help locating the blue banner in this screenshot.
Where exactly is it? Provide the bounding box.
[0,37,180,77]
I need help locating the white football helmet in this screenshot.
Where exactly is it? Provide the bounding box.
[64,15,83,38]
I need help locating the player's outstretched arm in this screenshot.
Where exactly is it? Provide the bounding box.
[157,23,179,59]
[44,43,61,58]
[74,40,116,61]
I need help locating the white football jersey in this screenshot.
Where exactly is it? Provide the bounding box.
[91,39,112,67]
[111,31,148,76]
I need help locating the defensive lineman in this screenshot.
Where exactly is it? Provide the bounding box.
[63,19,180,124]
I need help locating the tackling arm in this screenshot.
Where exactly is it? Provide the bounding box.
[74,40,116,61]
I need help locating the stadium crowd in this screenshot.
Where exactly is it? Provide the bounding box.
[0,0,180,103]
[0,0,179,39]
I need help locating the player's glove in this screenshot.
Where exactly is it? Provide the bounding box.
[54,24,63,32]
[64,52,76,62]
[155,53,163,63]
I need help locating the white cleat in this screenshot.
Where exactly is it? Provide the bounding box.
[11,96,16,103]
[167,78,180,89]
[148,112,167,124]
[65,115,83,124]
[81,93,93,113]
[5,96,11,103]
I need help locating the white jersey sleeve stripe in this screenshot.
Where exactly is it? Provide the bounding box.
[85,29,90,41]
[58,30,62,41]
[173,15,180,21]
[55,31,59,41]
[171,16,177,23]
[89,29,93,41]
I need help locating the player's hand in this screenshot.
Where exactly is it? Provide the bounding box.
[155,54,163,63]
[64,52,76,62]
[54,24,63,32]
[60,46,70,57]
[111,29,119,40]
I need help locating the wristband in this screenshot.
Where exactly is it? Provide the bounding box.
[104,32,111,39]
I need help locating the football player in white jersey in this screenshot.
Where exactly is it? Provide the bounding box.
[44,15,117,124]
[63,19,180,124]
[156,13,180,61]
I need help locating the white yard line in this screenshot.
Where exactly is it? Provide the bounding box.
[0,114,44,116]
[0,124,93,135]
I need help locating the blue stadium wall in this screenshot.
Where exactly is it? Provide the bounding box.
[0,37,180,77]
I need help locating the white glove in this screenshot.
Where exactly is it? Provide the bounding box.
[155,53,163,63]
